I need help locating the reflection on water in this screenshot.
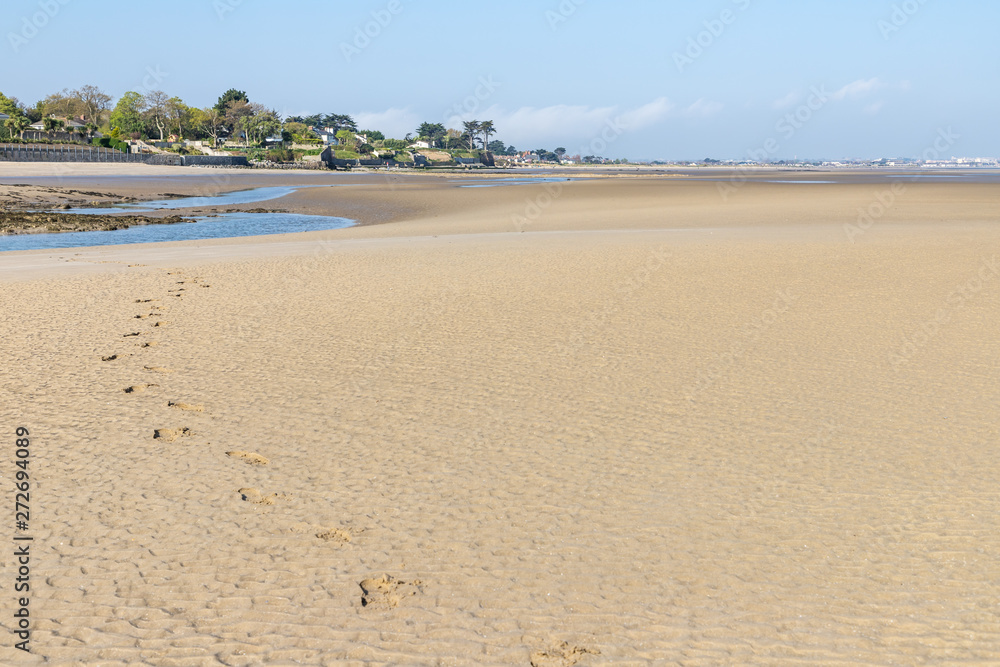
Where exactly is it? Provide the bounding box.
[0,212,354,252]
[71,186,307,214]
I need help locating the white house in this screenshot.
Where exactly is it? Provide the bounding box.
[409,140,431,149]
[311,127,340,146]
[28,116,86,131]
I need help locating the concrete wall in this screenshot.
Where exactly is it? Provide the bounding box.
[180,155,249,167]
[0,144,145,163]
[0,145,247,167]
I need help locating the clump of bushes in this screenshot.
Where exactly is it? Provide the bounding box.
[266,148,295,163]
[92,137,130,153]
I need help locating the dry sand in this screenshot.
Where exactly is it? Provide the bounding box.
[2,163,1000,664]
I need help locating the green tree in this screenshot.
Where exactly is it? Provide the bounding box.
[40,89,83,120]
[336,128,357,149]
[416,122,446,147]
[110,92,146,137]
[0,92,22,117]
[165,96,190,140]
[479,120,495,151]
[243,105,281,146]
[554,147,567,160]
[73,85,112,125]
[323,114,356,132]
[195,107,226,145]
[224,99,254,146]
[5,115,28,140]
[144,91,169,141]
[0,92,27,140]
[462,120,481,150]
[215,89,248,113]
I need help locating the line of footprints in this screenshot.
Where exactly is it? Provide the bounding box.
[104,268,424,612]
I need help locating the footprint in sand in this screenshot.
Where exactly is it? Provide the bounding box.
[122,384,158,394]
[101,354,120,362]
[226,450,268,465]
[168,401,203,412]
[139,341,158,348]
[316,528,352,545]
[359,574,423,609]
[529,642,600,667]
[237,487,286,505]
[134,299,158,303]
[144,366,174,373]
[153,321,170,327]
[123,332,143,338]
[153,427,191,442]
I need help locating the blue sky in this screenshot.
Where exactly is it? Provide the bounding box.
[4,0,997,160]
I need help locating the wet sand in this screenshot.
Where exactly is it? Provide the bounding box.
[2,163,1000,664]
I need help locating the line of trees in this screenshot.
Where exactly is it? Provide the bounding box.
[107,88,280,146]
[1,85,283,147]
[413,119,499,151]
[1,86,109,140]
[1,86,516,159]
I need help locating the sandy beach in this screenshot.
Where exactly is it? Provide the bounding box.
[2,163,1000,665]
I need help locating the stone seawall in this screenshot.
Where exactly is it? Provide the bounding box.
[180,155,249,167]
[0,145,248,167]
[0,145,150,163]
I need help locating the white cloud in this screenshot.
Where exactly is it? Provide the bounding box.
[832,78,884,101]
[462,98,676,149]
[772,92,801,109]
[864,102,885,115]
[682,98,724,117]
[619,97,675,129]
[351,107,420,137]
[352,98,691,150]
